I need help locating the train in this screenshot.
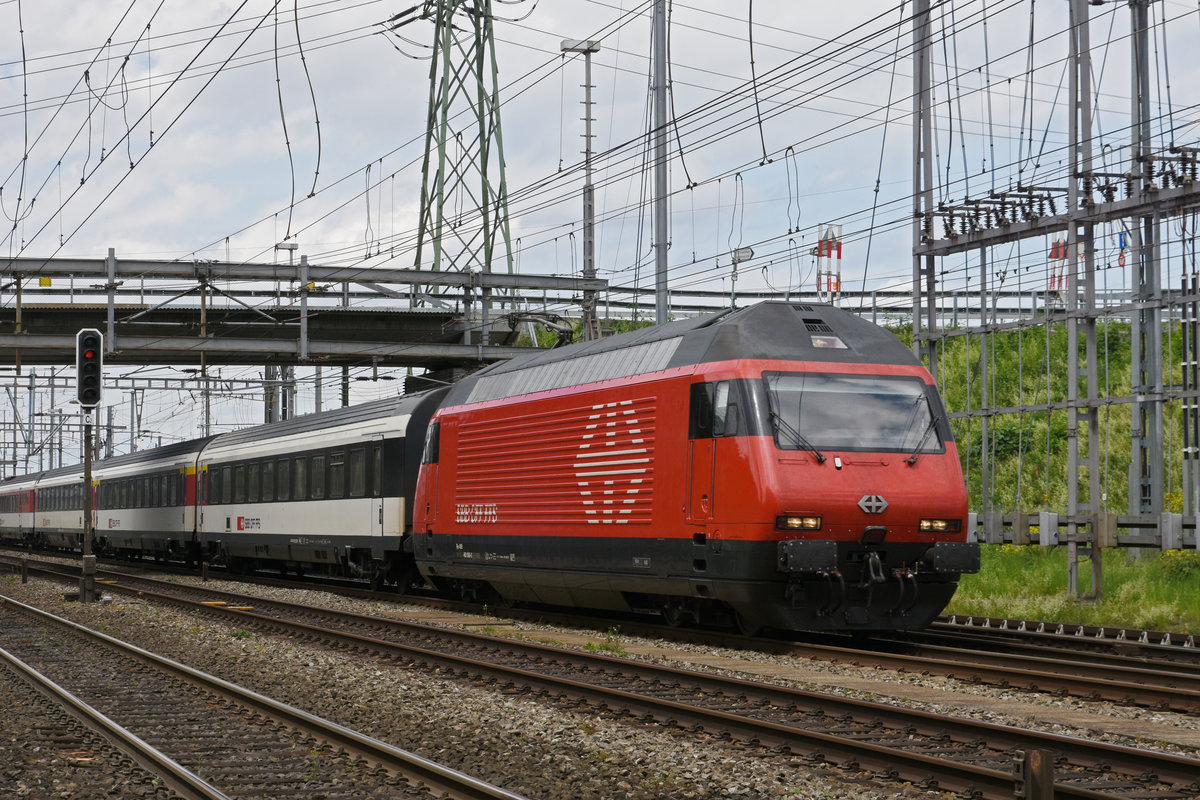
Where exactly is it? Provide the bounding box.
[0,302,979,632]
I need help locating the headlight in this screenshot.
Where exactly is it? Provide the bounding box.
[919,518,962,533]
[777,515,822,531]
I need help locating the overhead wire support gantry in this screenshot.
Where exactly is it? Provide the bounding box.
[911,0,1200,596]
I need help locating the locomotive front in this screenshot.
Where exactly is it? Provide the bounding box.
[701,304,980,631]
[760,365,978,629]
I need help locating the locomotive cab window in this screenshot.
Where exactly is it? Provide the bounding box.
[763,372,945,454]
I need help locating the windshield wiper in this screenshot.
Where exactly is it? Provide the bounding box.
[904,403,941,465]
[769,411,826,464]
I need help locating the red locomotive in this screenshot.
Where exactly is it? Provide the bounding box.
[414,301,979,632]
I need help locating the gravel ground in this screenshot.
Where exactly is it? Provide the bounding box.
[3,567,1198,797]
[0,657,183,799]
[1,574,947,800]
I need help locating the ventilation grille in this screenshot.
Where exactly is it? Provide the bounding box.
[804,318,834,333]
[791,304,814,312]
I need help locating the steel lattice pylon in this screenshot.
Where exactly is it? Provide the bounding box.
[413,0,513,285]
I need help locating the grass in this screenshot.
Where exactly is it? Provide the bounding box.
[947,545,1200,631]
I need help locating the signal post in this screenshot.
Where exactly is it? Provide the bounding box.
[76,329,102,602]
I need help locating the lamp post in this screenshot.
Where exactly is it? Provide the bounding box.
[561,39,602,339]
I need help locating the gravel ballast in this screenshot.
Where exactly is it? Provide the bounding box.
[3,571,1197,798]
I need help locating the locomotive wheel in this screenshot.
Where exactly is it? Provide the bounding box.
[660,600,688,628]
[733,611,762,637]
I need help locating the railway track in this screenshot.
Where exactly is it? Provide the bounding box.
[4,550,1198,713]
[11,559,1199,800]
[0,592,528,800]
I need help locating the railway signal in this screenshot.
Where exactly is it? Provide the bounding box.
[75,329,103,408]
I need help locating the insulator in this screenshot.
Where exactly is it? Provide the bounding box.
[1126,175,1135,197]
[1049,197,1057,215]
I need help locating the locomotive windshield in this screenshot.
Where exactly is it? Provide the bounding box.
[764,372,944,454]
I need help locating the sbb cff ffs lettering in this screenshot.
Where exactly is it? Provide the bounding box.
[76,329,103,408]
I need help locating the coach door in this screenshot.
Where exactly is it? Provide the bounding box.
[687,383,717,523]
[370,444,385,538]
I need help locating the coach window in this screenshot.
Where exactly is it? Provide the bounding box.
[234,465,246,504]
[311,454,326,500]
[278,459,291,502]
[222,467,233,504]
[208,471,219,505]
[150,476,159,508]
[329,451,345,500]
[262,461,275,502]
[372,445,383,497]
[248,462,260,503]
[348,448,366,498]
[293,456,307,501]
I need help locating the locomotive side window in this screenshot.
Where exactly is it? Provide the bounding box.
[329,451,345,499]
[689,382,740,438]
[713,381,739,436]
[421,423,440,465]
[348,448,366,498]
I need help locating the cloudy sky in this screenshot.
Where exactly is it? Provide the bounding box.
[2,0,1198,449]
